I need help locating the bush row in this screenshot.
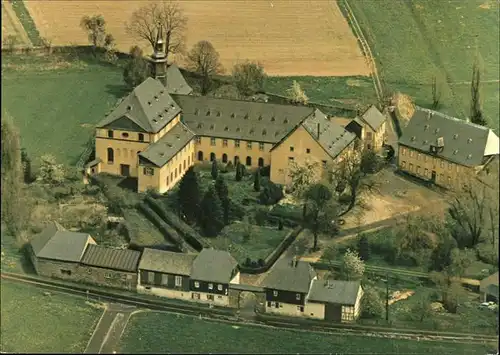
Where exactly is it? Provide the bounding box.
[239,225,303,274]
[138,202,192,253]
[145,196,210,251]
[267,204,303,223]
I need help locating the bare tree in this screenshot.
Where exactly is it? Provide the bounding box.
[126,1,187,59]
[232,61,266,96]
[431,75,442,110]
[80,15,107,51]
[470,54,488,126]
[186,40,223,95]
[288,160,319,218]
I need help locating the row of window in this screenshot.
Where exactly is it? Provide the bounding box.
[192,293,224,301]
[267,301,304,312]
[193,281,223,291]
[272,290,301,301]
[199,137,266,151]
[287,156,328,169]
[342,306,355,321]
[401,148,460,171]
[146,271,183,287]
[401,161,452,184]
[107,130,145,142]
[199,151,265,167]
[289,146,311,154]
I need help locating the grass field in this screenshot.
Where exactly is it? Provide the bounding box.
[119,311,494,354]
[347,0,499,131]
[24,0,369,77]
[0,280,102,353]
[123,208,174,249]
[1,1,31,47]
[2,53,124,165]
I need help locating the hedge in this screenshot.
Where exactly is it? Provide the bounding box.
[239,225,303,274]
[268,204,303,223]
[145,196,211,251]
[138,202,194,253]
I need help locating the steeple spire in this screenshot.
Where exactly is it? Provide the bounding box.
[149,22,168,87]
[153,23,166,60]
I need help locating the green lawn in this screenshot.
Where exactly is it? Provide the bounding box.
[210,222,290,264]
[347,0,499,131]
[123,208,174,249]
[0,280,102,353]
[2,53,125,165]
[119,311,494,354]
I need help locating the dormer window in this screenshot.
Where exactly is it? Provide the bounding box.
[274,131,279,136]
[154,95,159,101]
[423,140,428,145]
[210,124,215,130]
[424,124,430,130]
[236,127,241,132]
[244,114,249,119]
[453,150,458,155]
[164,108,168,113]
[467,138,472,144]
[170,104,175,109]
[258,115,263,121]
[411,136,416,141]
[160,90,164,95]
[159,114,163,119]
[284,118,289,124]
[262,129,267,135]
[231,113,235,118]
[197,123,203,129]
[148,101,152,106]
[249,128,254,134]
[453,134,458,139]
[467,154,472,159]
[127,105,132,111]
[434,128,440,133]
[271,116,275,122]
[224,126,229,131]
[206,110,211,116]
[217,111,221,117]
[194,109,199,115]
[152,119,158,123]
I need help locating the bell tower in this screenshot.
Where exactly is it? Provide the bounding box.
[149,23,168,87]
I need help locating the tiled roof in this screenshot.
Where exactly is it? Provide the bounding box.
[307,279,361,305]
[399,107,499,167]
[80,244,141,272]
[96,77,182,133]
[302,109,357,160]
[165,64,193,95]
[30,221,92,263]
[138,122,194,167]
[172,94,314,144]
[138,248,197,276]
[262,258,316,294]
[359,105,386,131]
[190,249,238,284]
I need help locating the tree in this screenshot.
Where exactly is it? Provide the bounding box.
[126,1,187,58]
[394,214,437,267]
[123,46,150,88]
[186,40,223,95]
[258,180,284,205]
[214,176,230,225]
[470,54,488,126]
[232,62,266,96]
[431,75,442,110]
[448,247,475,279]
[235,162,243,181]
[80,15,107,51]
[288,160,319,216]
[199,186,224,237]
[411,290,432,322]
[20,148,33,183]
[361,287,384,319]
[360,149,383,175]
[431,236,457,272]
[253,168,261,192]
[303,183,334,251]
[340,248,365,281]
[287,80,308,105]
[357,234,371,261]
[1,113,28,237]
[178,166,201,224]
[211,159,218,180]
[38,154,65,184]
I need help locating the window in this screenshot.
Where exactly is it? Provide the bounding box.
[440,173,444,181]
[267,301,271,307]
[195,136,201,144]
[138,133,144,142]
[235,140,240,148]
[424,155,428,162]
[288,157,294,164]
[223,139,228,147]
[447,176,451,184]
[401,161,406,168]
[170,172,173,182]
[246,156,252,166]
[440,160,445,168]
[247,141,252,149]
[322,160,327,169]
[194,281,200,288]
[147,272,154,283]
[198,151,203,161]
[188,156,190,165]
[306,148,311,154]
[297,306,304,312]
[273,290,278,297]
[208,283,213,290]
[175,168,178,178]
[218,295,223,299]
[417,166,421,174]
[448,162,452,170]
[207,294,214,301]
[258,157,264,167]
[107,130,113,138]
[401,147,406,156]
[192,293,200,300]
[183,160,186,170]
[107,148,114,163]
[122,132,129,138]
[259,142,264,151]
[161,274,168,285]
[60,269,72,276]
[296,293,301,300]
[409,150,414,157]
[218,284,223,291]
[342,306,355,321]
[211,138,216,146]
[144,167,154,176]
[424,168,428,177]
[104,273,111,279]
[409,163,413,172]
[210,152,216,161]
[175,276,182,287]
[366,131,372,139]
[290,146,294,152]
[222,153,228,163]
[86,268,92,274]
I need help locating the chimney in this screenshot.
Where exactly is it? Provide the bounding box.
[317,123,321,139]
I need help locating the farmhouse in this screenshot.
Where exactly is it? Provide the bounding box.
[86,28,359,193]
[480,272,499,303]
[137,248,197,301]
[345,105,387,152]
[28,221,96,280]
[398,107,499,189]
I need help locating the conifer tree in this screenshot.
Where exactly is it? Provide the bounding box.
[253,167,261,192]
[235,162,242,181]
[215,176,230,225]
[199,186,224,237]
[178,166,201,223]
[211,159,218,180]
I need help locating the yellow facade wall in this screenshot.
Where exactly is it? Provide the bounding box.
[363,121,386,151]
[95,136,150,177]
[152,115,181,142]
[397,145,475,188]
[270,126,334,186]
[304,302,325,320]
[194,136,272,168]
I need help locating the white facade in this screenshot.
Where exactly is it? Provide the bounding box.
[191,291,230,307]
[230,272,241,285]
[137,284,192,301]
[265,301,307,317]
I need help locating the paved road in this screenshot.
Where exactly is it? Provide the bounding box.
[84,303,136,354]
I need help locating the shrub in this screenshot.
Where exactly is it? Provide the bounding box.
[84,184,101,196]
[229,201,246,221]
[338,193,352,205]
[260,165,271,177]
[361,287,384,319]
[476,242,499,265]
[52,185,74,200]
[253,208,268,226]
[269,204,302,222]
[259,180,284,205]
[257,258,265,267]
[226,161,234,171]
[244,257,251,266]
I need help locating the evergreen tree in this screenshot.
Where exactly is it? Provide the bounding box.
[253,167,261,192]
[20,148,32,183]
[211,159,218,180]
[123,46,149,88]
[178,166,201,224]
[470,56,488,126]
[199,186,224,237]
[235,162,242,181]
[357,234,371,261]
[215,176,230,225]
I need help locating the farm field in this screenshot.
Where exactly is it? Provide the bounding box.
[24,0,370,77]
[119,311,494,354]
[1,53,124,165]
[0,280,102,353]
[347,0,499,131]
[1,1,31,47]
